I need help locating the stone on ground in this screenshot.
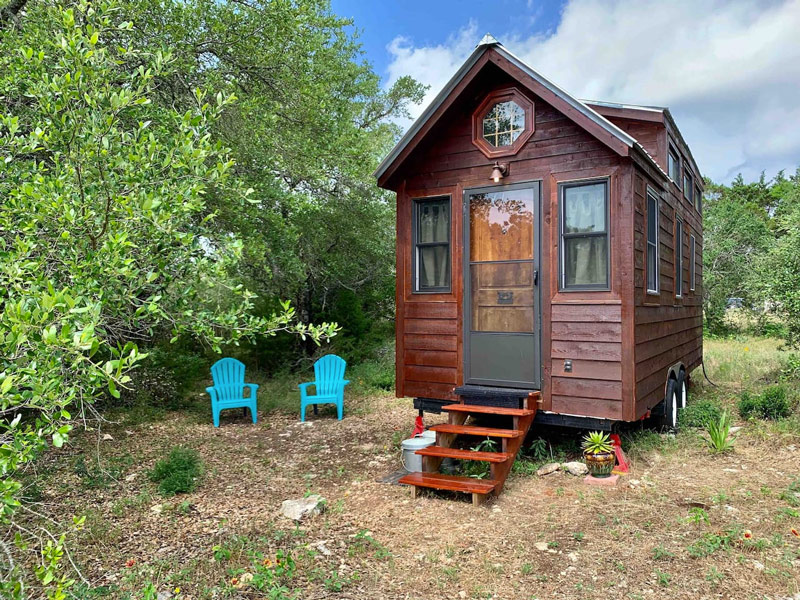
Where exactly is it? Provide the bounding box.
[536,462,560,476]
[561,461,588,476]
[280,494,326,521]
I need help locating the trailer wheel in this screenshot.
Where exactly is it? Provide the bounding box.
[678,370,687,410]
[656,378,679,432]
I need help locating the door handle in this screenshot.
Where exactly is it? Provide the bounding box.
[534,269,539,286]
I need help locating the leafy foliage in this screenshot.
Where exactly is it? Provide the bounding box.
[679,398,723,428]
[706,409,735,453]
[149,446,203,496]
[581,431,613,454]
[738,385,794,420]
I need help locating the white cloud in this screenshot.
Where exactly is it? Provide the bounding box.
[384,0,800,182]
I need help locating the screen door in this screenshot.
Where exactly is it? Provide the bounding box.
[464,183,540,388]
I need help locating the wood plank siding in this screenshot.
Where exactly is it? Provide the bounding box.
[382,45,702,423]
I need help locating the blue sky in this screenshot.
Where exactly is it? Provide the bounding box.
[331,0,800,184]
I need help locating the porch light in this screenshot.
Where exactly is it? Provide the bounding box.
[489,161,508,182]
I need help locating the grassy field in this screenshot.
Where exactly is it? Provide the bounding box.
[14,335,800,599]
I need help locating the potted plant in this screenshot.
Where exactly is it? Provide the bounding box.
[581,431,616,478]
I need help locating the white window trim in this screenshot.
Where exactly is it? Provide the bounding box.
[646,188,660,295]
[675,217,683,299]
[689,234,696,292]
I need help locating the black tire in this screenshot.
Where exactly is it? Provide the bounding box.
[656,378,679,432]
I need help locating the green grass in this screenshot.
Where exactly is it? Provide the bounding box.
[149,446,204,496]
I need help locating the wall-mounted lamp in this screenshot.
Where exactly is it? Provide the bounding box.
[489,161,508,183]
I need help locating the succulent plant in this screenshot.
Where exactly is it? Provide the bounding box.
[581,431,613,454]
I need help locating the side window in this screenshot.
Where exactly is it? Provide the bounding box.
[646,189,659,294]
[675,217,683,299]
[559,180,610,291]
[668,146,680,182]
[413,196,450,293]
[683,170,694,204]
[690,235,696,291]
[695,184,702,213]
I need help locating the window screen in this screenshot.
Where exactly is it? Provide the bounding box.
[413,197,450,292]
[560,181,609,290]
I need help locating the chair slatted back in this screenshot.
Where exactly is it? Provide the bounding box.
[210,357,245,402]
[314,354,346,396]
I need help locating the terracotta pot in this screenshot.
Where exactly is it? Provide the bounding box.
[583,450,615,478]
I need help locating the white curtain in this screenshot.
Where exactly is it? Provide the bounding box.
[418,202,449,288]
[564,184,607,286]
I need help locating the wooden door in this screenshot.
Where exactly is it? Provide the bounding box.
[464,182,540,388]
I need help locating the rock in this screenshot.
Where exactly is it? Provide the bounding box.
[752,560,765,571]
[150,504,163,514]
[102,433,114,441]
[536,463,560,476]
[157,592,172,600]
[534,542,549,552]
[314,540,332,556]
[561,461,588,476]
[125,473,137,482]
[567,552,579,563]
[629,479,641,487]
[280,495,325,521]
[459,592,467,599]
[729,426,742,434]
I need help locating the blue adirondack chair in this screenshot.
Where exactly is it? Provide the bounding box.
[298,354,349,422]
[206,358,259,427]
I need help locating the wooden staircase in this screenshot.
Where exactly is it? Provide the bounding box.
[398,391,540,504]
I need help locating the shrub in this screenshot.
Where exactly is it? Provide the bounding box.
[781,353,800,381]
[706,410,734,453]
[679,399,722,428]
[149,447,203,496]
[738,385,793,420]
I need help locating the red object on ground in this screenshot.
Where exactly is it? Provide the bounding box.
[584,473,620,487]
[610,433,630,474]
[411,415,424,437]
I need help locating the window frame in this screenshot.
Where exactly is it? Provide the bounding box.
[675,217,684,299]
[412,195,451,294]
[646,187,660,295]
[668,144,680,183]
[558,178,611,292]
[471,87,535,159]
[690,234,696,292]
[695,184,702,213]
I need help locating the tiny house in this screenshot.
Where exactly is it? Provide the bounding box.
[375,36,703,500]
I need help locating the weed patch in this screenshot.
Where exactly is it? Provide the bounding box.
[149,447,203,496]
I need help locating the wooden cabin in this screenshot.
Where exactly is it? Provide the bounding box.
[375,36,703,501]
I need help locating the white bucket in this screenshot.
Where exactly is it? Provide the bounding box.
[401,435,435,472]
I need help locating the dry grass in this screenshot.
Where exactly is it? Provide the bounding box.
[16,336,800,599]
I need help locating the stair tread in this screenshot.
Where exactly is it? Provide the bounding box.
[415,445,510,462]
[429,424,523,438]
[442,403,535,417]
[398,471,497,494]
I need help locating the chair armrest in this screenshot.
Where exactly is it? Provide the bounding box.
[244,383,259,398]
[298,382,315,391]
[206,386,218,402]
[342,380,350,386]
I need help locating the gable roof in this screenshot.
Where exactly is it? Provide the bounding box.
[375,36,667,185]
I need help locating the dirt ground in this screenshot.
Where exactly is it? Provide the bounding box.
[19,338,800,599]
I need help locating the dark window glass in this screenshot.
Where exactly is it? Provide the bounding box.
[668,147,680,182]
[414,197,450,292]
[695,185,702,213]
[675,218,683,298]
[646,191,659,293]
[690,235,696,291]
[560,181,609,290]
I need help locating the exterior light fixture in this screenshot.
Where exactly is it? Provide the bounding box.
[489,161,508,183]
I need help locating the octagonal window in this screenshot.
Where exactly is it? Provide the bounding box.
[482,100,525,147]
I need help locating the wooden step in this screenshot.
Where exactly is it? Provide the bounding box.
[429,424,523,438]
[415,445,510,463]
[442,403,535,417]
[398,471,497,495]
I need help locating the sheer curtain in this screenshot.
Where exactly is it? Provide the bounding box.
[563,184,607,287]
[418,201,449,289]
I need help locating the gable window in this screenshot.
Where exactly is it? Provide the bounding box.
[472,88,534,158]
[675,217,683,298]
[646,189,659,294]
[690,234,696,291]
[684,170,694,204]
[482,101,525,147]
[559,180,609,291]
[413,196,450,293]
[668,146,680,182]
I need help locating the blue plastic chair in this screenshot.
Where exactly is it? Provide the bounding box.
[206,358,259,427]
[298,354,349,421]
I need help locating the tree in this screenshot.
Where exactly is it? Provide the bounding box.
[0,2,334,593]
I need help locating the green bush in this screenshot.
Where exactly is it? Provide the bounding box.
[781,353,800,381]
[149,447,203,496]
[738,385,793,420]
[679,399,723,428]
